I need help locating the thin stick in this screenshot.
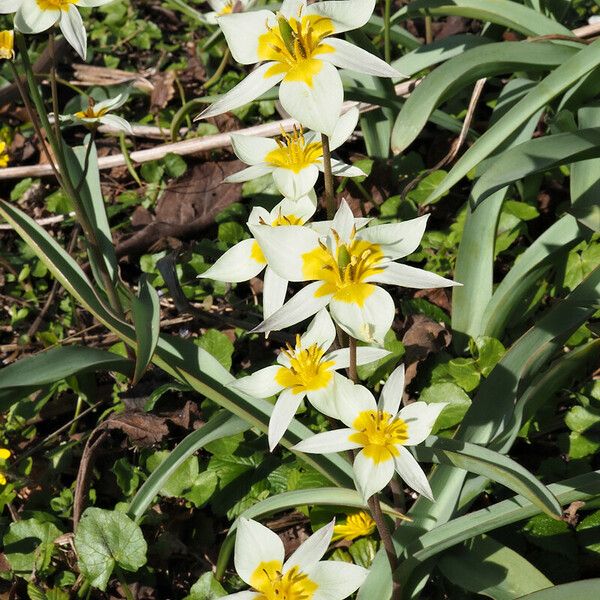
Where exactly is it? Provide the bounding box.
[384,0,392,63]
[349,336,358,383]
[321,133,336,219]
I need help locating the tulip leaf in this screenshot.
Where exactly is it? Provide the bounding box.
[515,580,600,599]
[131,275,161,385]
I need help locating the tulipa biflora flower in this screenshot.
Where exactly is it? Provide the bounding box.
[232,309,389,450]
[199,0,402,135]
[294,365,446,501]
[331,511,376,542]
[0,141,9,168]
[225,107,365,200]
[205,0,255,24]
[58,94,133,134]
[249,200,459,344]
[0,29,14,60]
[198,195,316,319]
[0,448,10,485]
[0,0,116,61]
[225,517,368,600]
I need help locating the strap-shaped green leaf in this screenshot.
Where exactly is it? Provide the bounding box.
[131,275,161,385]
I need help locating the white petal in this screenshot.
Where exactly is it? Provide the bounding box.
[199,238,265,283]
[263,266,288,319]
[329,158,366,178]
[327,346,390,370]
[284,520,334,573]
[16,0,59,33]
[300,308,336,351]
[59,5,87,60]
[292,428,360,454]
[217,10,273,64]
[305,0,375,34]
[269,387,306,451]
[353,448,395,501]
[280,0,306,18]
[308,561,369,600]
[324,37,402,78]
[380,364,405,417]
[93,94,127,112]
[0,0,21,13]
[199,62,283,120]
[359,215,429,259]
[272,165,319,200]
[334,377,377,428]
[331,199,356,243]
[329,285,394,344]
[248,206,271,225]
[279,62,343,136]
[230,133,278,166]
[369,263,460,289]
[394,446,434,501]
[248,223,321,281]
[399,401,446,446]
[77,0,116,6]
[270,194,317,224]
[220,591,259,600]
[252,282,332,334]
[231,365,284,398]
[99,114,133,135]
[224,163,274,183]
[234,518,285,585]
[330,107,359,151]
[306,383,338,418]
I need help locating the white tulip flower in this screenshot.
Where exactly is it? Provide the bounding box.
[198,0,402,135]
[58,94,133,134]
[225,107,365,200]
[0,0,116,61]
[198,195,316,319]
[233,309,390,450]
[249,200,460,344]
[224,517,368,600]
[204,0,255,24]
[294,365,446,501]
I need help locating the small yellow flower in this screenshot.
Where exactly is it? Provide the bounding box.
[0,448,11,486]
[332,511,376,542]
[0,30,14,61]
[0,141,9,168]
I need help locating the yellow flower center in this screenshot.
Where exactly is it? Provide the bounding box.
[259,11,335,86]
[36,0,77,10]
[332,511,376,542]
[219,1,234,15]
[349,410,409,464]
[251,240,267,264]
[302,230,384,306]
[275,335,335,394]
[75,105,109,119]
[0,448,11,486]
[271,212,305,226]
[265,126,323,174]
[251,561,318,600]
[0,30,14,61]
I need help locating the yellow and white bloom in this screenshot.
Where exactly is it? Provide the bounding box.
[205,0,255,24]
[57,94,133,134]
[198,195,316,319]
[233,309,389,450]
[249,200,459,344]
[294,365,446,501]
[225,108,365,200]
[225,517,368,600]
[199,0,402,135]
[0,30,14,60]
[0,0,116,61]
[331,511,376,542]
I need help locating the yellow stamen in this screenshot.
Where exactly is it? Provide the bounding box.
[265,125,323,173]
[251,561,318,600]
[75,98,109,120]
[271,211,305,226]
[332,511,376,542]
[0,30,14,61]
[258,10,335,87]
[302,230,384,307]
[218,0,234,15]
[275,335,334,394]
[349,410,409,464]
[36,0,77,10]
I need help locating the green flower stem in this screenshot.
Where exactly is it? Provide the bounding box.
[15,33,124,319]
[202,47,231,89]
[115,566,135,600]
[384,0,392,63]
[321,133,336,219]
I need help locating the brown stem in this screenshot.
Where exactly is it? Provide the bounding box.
[368,494,401,600]
[349,335,358,383]
[321,133,336,219]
